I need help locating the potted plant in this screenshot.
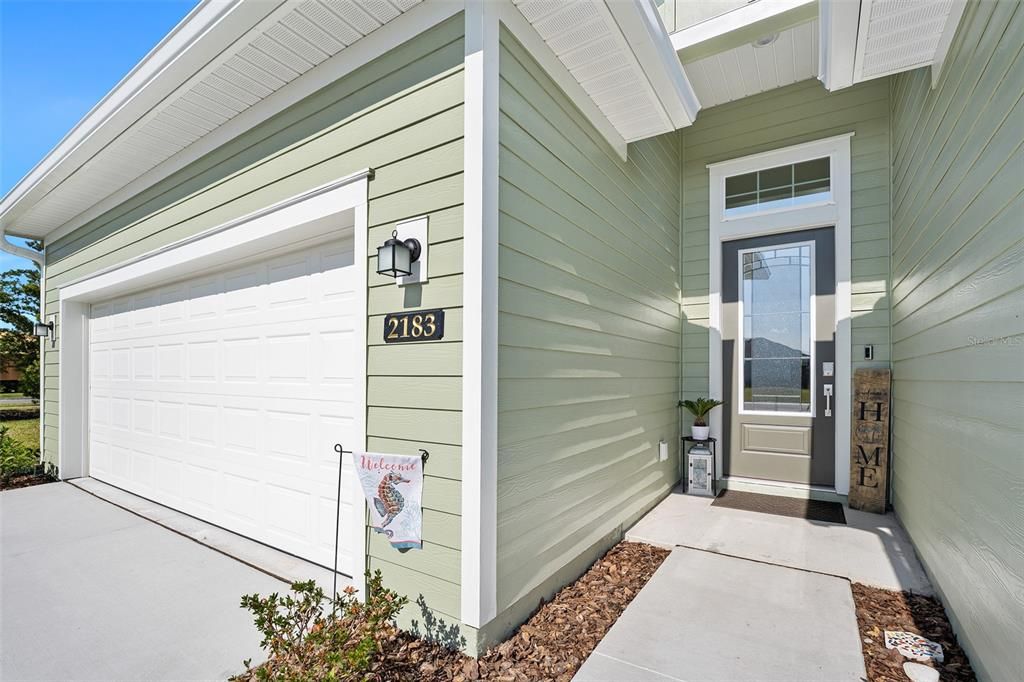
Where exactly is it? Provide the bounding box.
[679,397,724,441]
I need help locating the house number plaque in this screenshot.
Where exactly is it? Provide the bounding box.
[384,309,445,343]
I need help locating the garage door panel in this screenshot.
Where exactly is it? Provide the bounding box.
[88,240,359,569]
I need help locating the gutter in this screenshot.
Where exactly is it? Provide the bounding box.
[1,227,43,266]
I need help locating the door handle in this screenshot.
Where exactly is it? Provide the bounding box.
[823,384,833,417]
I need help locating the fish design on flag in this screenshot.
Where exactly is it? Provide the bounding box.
[373,472,410,537]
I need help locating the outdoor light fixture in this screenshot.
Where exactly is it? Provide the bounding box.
[33,320,55,347]
[376,230,422,278]
[751,33,778,48]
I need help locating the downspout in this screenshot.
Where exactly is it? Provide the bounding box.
[2,226,47,471]
[1,227,43,265]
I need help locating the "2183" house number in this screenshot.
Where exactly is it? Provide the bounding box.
[383,309,445,343]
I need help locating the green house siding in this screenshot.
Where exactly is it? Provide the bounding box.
[890,2,1024,680]
[494,30,681,630]
[41,18,466,632]
[679,78,892,405]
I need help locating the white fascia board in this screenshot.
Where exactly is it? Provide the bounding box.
[819,0,862,91]
[497,2,628,161]
[931,0,967,88]
[0,0,274,232]
[607,0,700,128]
[671,0,816,51]
[15,0,464,244]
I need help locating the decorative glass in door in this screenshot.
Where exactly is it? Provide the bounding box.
[741,245,812,413]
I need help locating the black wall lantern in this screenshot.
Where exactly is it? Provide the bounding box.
[33,320,55,348]
[377,230,422,278]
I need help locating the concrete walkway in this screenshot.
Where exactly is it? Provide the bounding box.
[575,489,933,681]
[627,489,931,594]
[1,482,290,681]
[574,547,867,681]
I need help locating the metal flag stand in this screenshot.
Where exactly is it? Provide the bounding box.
[330,444,431,608]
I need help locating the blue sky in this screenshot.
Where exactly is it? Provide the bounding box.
[1,0,196,273]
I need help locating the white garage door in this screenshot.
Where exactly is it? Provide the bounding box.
[88,238,359,573]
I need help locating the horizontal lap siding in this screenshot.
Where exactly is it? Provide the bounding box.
[495,31,681,617]
[42,18,465,627]
[679,78,891,402]
[889,2,1024,680]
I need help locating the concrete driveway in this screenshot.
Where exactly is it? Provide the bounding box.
[1,482,286,681]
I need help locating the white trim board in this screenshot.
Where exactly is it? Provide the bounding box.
[460,0,499,631]
[707,133,853,496]
[57,171,370,586]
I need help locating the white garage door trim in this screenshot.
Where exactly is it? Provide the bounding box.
[58,169,369,576]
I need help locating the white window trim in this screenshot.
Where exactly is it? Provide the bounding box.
[57,170,370,578]
[707,133,853,495]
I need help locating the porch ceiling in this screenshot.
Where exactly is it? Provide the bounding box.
[512,0,700,143]
[671,0,969,110]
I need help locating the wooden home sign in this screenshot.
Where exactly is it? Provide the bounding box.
[848,368,891,513]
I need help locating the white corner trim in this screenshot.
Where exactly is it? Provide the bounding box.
[461,0,499,630]
[671,0,815,51]
[707,134,853,496]
[931,0,967,88]
[606,0,700,127]
[818,0,861,91]
[496,1,628,161]
[28,0,463,244]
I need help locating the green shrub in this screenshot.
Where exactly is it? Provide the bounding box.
[238,570,408,681]
[0,425,38,484]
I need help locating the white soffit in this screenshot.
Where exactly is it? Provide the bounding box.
[512,0,700,143]
[684,19,819,108]
[822,0,969,90]
[1,0,426,240]
[853,0,964,81]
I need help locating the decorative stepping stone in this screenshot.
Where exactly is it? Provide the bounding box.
[885,630,944,663]
[903,661,940,682]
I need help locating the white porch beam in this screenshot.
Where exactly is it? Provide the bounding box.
[671,0,817,52]
[819,0,862,91]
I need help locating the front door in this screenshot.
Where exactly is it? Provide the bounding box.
[721,228,835,486]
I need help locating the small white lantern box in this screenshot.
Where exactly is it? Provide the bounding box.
[686,441,716,497]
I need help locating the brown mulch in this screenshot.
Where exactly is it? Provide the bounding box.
[375,541,670,681]
[0,474,55,491]
[851,583,976,681]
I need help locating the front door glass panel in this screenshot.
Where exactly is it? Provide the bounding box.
[741,244,811,412]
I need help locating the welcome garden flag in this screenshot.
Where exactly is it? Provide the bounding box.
[354,452,424,550]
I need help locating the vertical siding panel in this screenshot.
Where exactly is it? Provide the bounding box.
[890,3,1024,680]
[495,29,681,624]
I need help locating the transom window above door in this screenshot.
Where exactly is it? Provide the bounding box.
[725,157,830,216]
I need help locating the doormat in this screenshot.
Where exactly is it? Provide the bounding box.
[711,489,846,524]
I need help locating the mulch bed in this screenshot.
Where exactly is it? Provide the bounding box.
[0,473,55,491]
[851,583,976,681]
[374,541,670,681]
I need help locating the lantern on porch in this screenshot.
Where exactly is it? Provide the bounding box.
[687,442,715,496]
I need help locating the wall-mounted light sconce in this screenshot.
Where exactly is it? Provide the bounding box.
[376,230,421,278]
[33,319,55,348]
[376,216,429,286]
